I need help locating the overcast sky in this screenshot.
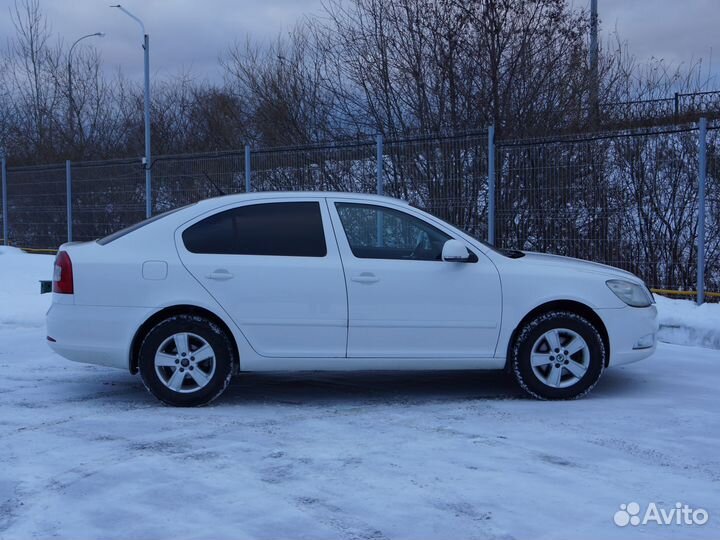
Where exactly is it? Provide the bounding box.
[0,0,717,84]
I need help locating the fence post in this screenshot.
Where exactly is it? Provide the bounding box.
[674,92,680,118]
[244,144,251,193]
[487,125,496,245]
[376,134,384,195]
[66,160,73,242]
[697,117,707,305]
[375,134,384,247]
[1,156,7,246]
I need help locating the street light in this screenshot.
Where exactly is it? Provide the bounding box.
[68,32,104,141]
[589,0,599,123]
[110,4,152,218]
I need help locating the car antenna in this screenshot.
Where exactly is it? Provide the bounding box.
[202,172,226,196]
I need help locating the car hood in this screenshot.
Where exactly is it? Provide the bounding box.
[519,251,642,282]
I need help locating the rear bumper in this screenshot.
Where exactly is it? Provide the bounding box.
[46,303,152,370]
[596,304,659,367]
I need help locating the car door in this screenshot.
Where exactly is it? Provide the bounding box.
[176,198,347,358]
[328,199,502,358]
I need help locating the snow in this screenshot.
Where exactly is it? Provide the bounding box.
[655,294,720,349]
[1,248,719,539]
[0,246,53,328]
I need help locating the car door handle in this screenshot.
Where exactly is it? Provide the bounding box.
[351,272,379,284]
[206,269,234,281]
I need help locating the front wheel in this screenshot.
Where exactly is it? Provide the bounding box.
[511,311,605,400]
[138,314,235,406]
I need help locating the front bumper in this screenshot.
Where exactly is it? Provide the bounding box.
[596,304,659,367]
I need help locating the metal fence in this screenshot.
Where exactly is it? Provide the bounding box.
[494,125,719,294]
[600,91,720,126]
[1,121,717,301]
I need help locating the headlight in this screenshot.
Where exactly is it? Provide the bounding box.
[606,279,653,307]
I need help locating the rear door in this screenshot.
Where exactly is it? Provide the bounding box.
[176,198,347,358]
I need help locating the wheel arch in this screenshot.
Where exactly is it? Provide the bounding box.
[505,300,610,369]
[129,305,240,374]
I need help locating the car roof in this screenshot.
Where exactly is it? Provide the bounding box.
[195,191,410,209]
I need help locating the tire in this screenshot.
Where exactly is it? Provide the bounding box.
[511,311,605,400]
[138,314,234,406]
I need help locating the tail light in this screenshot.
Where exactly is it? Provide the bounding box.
[52,251,74,294]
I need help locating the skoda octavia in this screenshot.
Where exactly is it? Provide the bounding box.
[46,192,657,406]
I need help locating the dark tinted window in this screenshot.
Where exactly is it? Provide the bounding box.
[336,203,450,261]
[182,202,327,257]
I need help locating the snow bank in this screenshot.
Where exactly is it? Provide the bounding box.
[0,246,53,328]
[655,294,720,350]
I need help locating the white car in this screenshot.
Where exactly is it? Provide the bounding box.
[46,192,657,406]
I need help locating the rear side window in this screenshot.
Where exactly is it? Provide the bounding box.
[182,202,327,257]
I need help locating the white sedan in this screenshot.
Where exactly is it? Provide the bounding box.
[46,192,657,406]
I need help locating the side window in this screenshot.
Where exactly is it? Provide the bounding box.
[335,203,450,261]
[182,202,327,257]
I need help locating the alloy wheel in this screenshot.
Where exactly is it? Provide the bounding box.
[154,332,217,393]
[529,328,590,388]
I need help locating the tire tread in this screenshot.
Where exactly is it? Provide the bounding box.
[138,314,235,407]
[511,310,605,400]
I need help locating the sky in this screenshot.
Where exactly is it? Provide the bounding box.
[599,0,718,82]
[0,0,718,84]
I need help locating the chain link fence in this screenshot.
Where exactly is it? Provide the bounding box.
[1,122,717,296]
[4,163,66,249]
[705,129,720,291]
[384,132,489,240]
[494,126,720,291]
[72,159,145,242]
[252,141,376,193]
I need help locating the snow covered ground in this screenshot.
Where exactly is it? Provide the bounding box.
[0,247,718,539]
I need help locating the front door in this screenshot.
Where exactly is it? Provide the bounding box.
[176,198,347,358]
[328,199,502,358]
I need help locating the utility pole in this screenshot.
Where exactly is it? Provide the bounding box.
[111,5,152,218]
[697,117,707,305]
[589,0,599,124]
[1,154,7,246]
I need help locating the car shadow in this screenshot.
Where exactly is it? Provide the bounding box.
[81,367,645,407]
[218,370,524,406]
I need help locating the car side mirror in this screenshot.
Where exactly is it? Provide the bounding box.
[442,239,471,262]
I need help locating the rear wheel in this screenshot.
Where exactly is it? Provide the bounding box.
[138,314,234,406]
[511,311,605,400]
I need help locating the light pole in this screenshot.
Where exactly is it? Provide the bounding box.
[111,4,152,218]
[68,32,104,143]
[589,0,599,123]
